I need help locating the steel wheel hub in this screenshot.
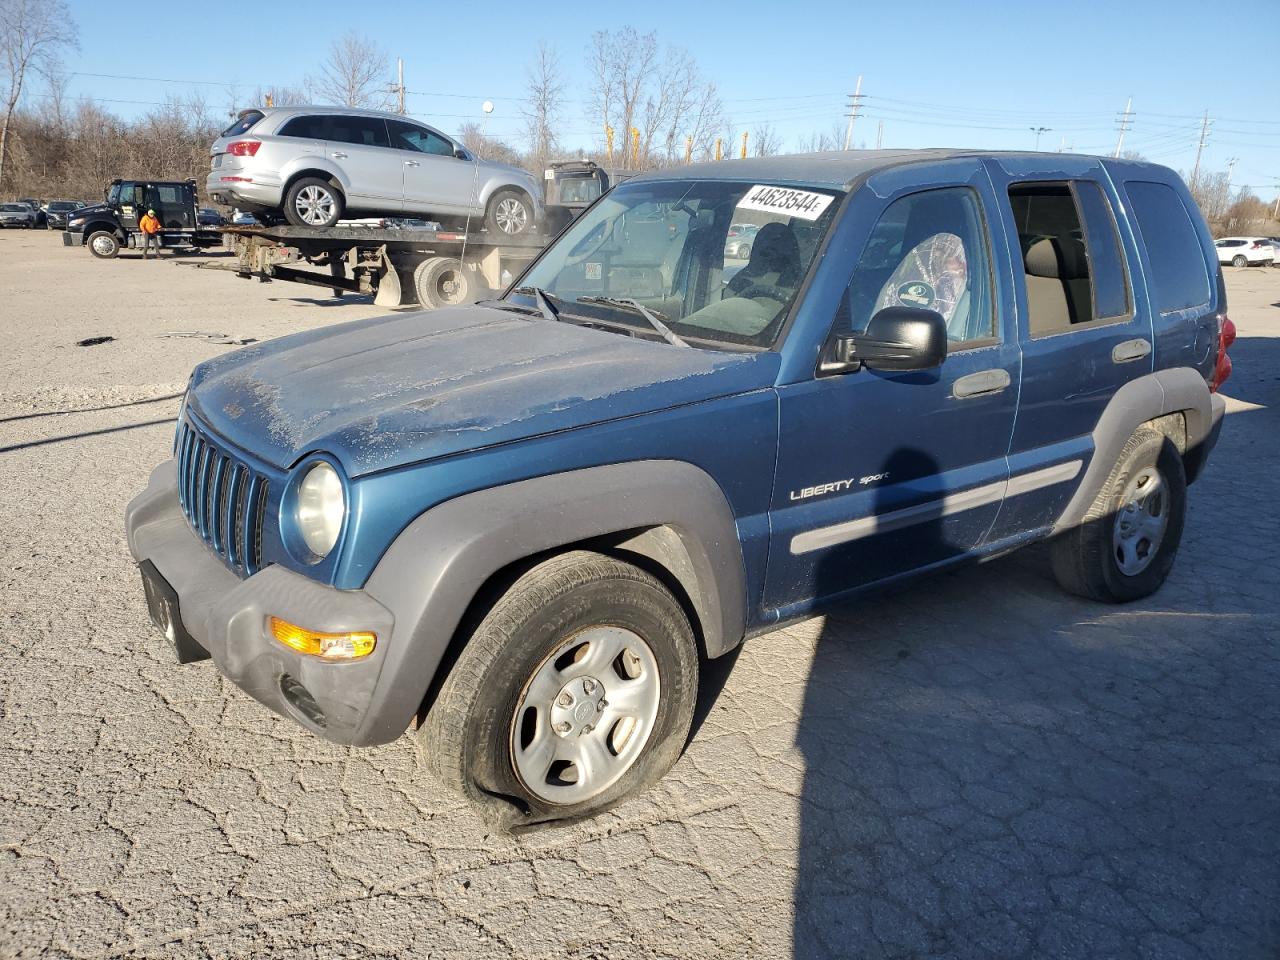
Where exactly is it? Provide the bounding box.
[1112,466,1168,576]
[91,235,114,255]
[510,626,660,805]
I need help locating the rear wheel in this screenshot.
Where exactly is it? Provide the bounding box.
[283,178,344,227]
[412,256,471,309]
[485,189,534,237]
[1231,254,1248,268]
[87,230,120,259]
[420,551,699,826]
[1050,426,1186,602]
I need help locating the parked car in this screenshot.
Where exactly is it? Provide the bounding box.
[206,106,543,236]
[16,198,44,226]
[42,199,82,230]
[0,202,36,228]
[1268,237,1280,265]
[724,222,761,258]
[197,207,227,227]
[64,178,222,258]
[1214,236,1275,267]
[128,150,1230,826]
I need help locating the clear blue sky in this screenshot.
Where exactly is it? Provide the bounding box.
[56,0,1279,201]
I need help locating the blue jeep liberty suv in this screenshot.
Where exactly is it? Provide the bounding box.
[127,150,1232,824]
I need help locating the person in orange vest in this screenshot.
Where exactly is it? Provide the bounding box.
[139,208,162,259]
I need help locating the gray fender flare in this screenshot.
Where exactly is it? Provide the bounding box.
[1053,367,1215,534]
[356,460,748,745]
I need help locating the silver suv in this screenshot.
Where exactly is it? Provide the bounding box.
[207,106,542,236]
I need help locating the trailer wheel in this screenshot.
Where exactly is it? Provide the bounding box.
[88,231,121,259]
[414,257,471,309]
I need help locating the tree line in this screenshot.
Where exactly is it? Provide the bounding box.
[1,2,1274,236]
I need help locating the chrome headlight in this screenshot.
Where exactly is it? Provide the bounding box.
[68,217,84,228]
[295,461,345,559]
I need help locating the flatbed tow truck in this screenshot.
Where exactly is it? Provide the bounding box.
[216,223,549,308]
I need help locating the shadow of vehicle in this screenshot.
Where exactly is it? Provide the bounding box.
[789,340,1279,957]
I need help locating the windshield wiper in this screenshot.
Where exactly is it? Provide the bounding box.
[513,286,561,323]
[576,296,688,348]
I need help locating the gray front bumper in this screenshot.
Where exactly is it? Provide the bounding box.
[125,461,398,744]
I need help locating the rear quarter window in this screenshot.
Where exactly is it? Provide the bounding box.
[1123,181,1211,313]
[221,111,263,138]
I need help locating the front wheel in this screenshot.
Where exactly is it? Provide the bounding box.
[420,551,699,826]
[283,177,344,227]
[1231,254,1248,268]
[485,189,534,237]
[87,230,120,259]
[1050,426,1186,602]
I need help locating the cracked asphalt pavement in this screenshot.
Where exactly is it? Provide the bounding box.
[1,232,1277,958]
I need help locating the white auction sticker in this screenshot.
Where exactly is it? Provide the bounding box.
[736,184,834,221]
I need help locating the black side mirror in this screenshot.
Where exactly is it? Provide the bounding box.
[454,148,471,161]
[828,306,948,373]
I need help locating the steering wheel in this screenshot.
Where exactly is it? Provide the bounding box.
[729,282,792,302]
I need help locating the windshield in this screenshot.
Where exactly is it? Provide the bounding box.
[513,179,842,349]
[49,201,77,211]
[1,204,25,212]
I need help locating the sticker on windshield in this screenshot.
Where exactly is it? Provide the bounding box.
[584,262,602,280]
[737,185,834,221]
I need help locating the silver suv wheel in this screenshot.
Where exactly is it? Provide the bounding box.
[493,197,528,234]
[510,625,661,805]
[295,185,337,226]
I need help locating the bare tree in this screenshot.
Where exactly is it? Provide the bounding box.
[311,31,389,109]
[588,27,659,168]
[588,27,723,169]
[1187,170,1233,222]
[456,121,522,167]
[0,0,77,189]
[753,122,783,157]
[522,41,565,172]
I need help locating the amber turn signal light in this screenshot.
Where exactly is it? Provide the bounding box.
[268,617,376,660]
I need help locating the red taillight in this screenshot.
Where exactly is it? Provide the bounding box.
[226,140,261,157]
[1210,315,1236,393]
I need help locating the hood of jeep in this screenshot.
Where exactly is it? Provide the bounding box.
[186,304,777,476]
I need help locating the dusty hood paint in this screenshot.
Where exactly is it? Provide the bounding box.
[187,305,776,477]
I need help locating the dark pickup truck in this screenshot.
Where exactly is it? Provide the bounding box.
[63,178,222,258]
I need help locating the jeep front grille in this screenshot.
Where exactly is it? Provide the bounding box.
[175,418,270,576]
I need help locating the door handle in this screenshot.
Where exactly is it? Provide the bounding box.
[952,368,1012,399]
[331,151,348,159]
[404,160,421,167]
[1112,338,1151,363]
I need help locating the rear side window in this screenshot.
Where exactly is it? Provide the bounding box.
[323,116,390,148]
[1124,181,1210,313]
[222,111,263,138]
[1073,182,1131,320]
[279,115,326,139]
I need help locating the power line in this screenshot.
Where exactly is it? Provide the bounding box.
[1113,96,1132,158]
[843,76,863,150]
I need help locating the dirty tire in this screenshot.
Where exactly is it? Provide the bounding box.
[1050,426,1186,603]
[420,550,698,827]
[87,230,120,259]
[412,256,469,309]
[283,177,344,228]
[485,188,534,237]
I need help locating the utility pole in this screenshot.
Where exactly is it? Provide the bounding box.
[876,119,883,149]
[843,75,863,151]
[684,136,693,164]
[1191,110,1212,185]
[1030,126,1050,151]
[1113,96,1133,158]
[740,131,748,159]
[1225,157,1238,190]
[389,58,406,115]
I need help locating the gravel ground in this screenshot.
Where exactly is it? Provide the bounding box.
[1,230,1278,959]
